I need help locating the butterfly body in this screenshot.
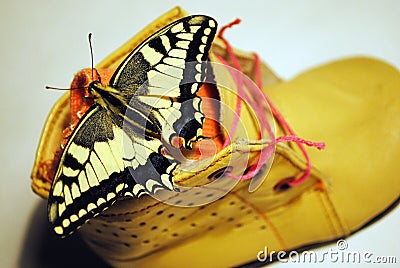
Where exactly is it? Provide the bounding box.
[48,15,217,237]
[87,80,159,140]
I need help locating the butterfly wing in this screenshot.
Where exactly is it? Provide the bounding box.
[110,15,217,148]
[48,104,133,237]
[47,103,170,236]
[113,15,217,195]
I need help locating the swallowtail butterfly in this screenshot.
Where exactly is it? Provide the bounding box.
[48,15,217,237]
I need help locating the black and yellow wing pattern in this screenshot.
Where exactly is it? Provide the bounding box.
[48,16,217,237]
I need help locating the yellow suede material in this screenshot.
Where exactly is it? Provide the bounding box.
[266,57,400,234]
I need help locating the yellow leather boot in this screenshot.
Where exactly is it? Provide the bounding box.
[31,6,400,267]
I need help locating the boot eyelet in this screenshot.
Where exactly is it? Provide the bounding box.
[208,166,233,181]
[242,165,255,176]
[274,177,295,192]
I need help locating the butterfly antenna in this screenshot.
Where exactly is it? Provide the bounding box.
[88,33,94,81]
[45,85,87,90]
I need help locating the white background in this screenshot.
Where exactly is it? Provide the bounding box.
[0,0,399,267]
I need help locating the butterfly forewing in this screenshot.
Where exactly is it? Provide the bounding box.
[48,15,217,237]
[111,15,217,147]
[48,105,128,236]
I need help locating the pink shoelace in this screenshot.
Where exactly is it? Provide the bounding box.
[216,19,325,187]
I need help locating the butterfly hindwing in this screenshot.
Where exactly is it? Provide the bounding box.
[121,121,178,195]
